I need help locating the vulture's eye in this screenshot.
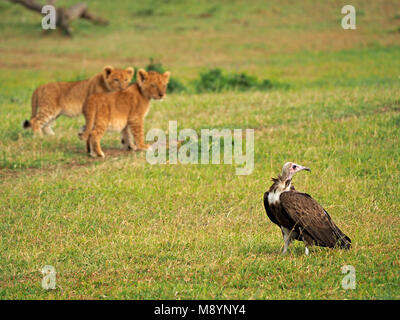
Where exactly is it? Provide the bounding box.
[292,165,297,169]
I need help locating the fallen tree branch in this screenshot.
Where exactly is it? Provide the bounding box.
[8,0,109,35]
[9,0,42,12]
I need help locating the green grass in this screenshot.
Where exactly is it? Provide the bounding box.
[0,0,399,299]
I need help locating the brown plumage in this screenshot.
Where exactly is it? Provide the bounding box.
[263,162,351,255]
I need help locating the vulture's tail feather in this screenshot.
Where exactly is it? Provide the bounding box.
[334,226,351,249]
[332,223,351,249]
[338,235,351,250]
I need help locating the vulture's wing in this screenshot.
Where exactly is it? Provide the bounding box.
[263,192,279,225]
[279,191,351,248]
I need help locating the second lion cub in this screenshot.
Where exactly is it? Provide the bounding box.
[79,69,170,158]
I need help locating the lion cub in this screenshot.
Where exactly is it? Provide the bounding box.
[79,69,170,158]
[23,66,134,136]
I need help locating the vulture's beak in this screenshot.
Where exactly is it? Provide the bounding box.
[299,165,311,172]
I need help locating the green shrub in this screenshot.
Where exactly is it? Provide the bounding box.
[194,68,225,92]
[226,72,260,90]
[193,68,284,93]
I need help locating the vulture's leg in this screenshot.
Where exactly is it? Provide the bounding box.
[300,230,310,255]
[281,227,293,255]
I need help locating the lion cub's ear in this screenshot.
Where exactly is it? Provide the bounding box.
[126,67,134,81]
[103,65,114,78]
[137,69,148,84]
[126,67,134,76]
[163,71,171,83]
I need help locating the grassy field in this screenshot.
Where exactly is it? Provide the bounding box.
[0,0,399,299]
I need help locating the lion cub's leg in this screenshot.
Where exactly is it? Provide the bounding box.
[30,111,57,136]
[121,127,136,151]
[89,121,107,158]
[29,114,44,135]
[86,137,91,154]
[89,131,105,158]
[79,99,97,142]
[42,126,55,136]
[42,119,56,135]
[29,118,43,136]
[128,119,149,151]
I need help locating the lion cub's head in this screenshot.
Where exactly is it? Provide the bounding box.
[103,66,134,91]
[136,69,171,100]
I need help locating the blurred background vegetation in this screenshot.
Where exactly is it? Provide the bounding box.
[1,0,400,95]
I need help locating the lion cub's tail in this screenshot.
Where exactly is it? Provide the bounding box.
[22,119,31,129]
[23,88,39,130]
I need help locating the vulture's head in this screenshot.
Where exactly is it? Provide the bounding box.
[281,162,311,180]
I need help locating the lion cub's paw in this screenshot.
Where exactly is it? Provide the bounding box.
[90,151,105,158]
[136,144,150,151]
[126,145,137,151]
[43,126,55,135]
[121,142,137,151]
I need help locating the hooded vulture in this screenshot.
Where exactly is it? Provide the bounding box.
[263,162,351,255]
